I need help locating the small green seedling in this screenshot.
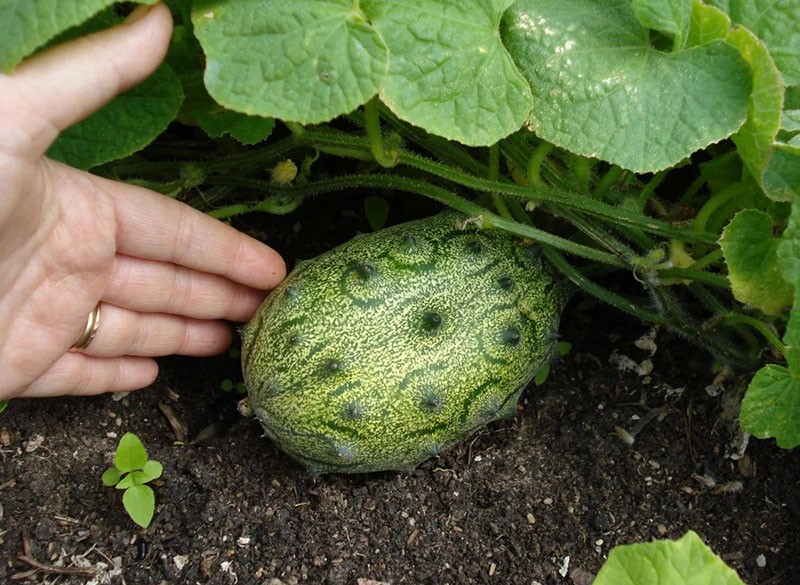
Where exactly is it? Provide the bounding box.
[0,400,8,415]
[102,432,162,528]
[534,341,572,386]
[364,195,390,231]
[220,378,247,394]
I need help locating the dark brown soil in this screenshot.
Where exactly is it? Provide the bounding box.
[2,199,798,585]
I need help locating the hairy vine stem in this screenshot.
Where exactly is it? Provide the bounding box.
[295,128,718,245]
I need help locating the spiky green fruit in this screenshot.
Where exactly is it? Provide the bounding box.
[241,212,567,474]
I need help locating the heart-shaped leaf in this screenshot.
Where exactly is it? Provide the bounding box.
[364,0,532,146]
[720,209,794,316]
[741,362,800,449]
[192,0,388,124]
[762,143,800,201]
[501,0,751,172]
[709,0,800,86]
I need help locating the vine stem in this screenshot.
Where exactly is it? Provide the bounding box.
[636,170,668,212]
[213,173,627,266]
[693,182,750,235]
[542,248,664,323]
[488,144,512,219]
[689,249,724,272]
[294,129,717,245]
[364,98,398,168]
[526,142,552,189]
[722,314,789,360]
[593,165,626,200]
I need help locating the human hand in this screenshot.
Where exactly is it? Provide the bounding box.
[0,4,286,400]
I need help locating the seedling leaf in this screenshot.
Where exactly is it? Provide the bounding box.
[123,484,156,528]
[534,364,550,386]
[192,0,388,124]
[114,432,148,473]
[116,473,136,490]
[720,209,793,316]
[364,0,532,146]
[138,460,164,484]
[101,467,121,487]
[501,0,751,172]
[594,530,746,585]
[364,196,390,231]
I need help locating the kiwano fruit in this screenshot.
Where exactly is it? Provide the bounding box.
[241,212,568,474]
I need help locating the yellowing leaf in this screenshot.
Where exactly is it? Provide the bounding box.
[720,209,793,316]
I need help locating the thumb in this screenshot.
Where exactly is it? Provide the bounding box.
[1,3,173,156]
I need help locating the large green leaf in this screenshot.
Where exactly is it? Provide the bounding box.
[184,74,275,145]
[762,143,800,201]
[740,202,799,448]
[741,362,800,448]
[781,110,800,133]
[0,0,156,71]
[192,0,388,124]
[692,0,788,201]
[363,0,532,146]
[631,0,691,45]
[719,209,794,316]
[777,198,800,285]
[594,531,746,585]
[722,26,785,199]
[169,25,273,145]
[501,0,751,172]
[47,63,184,169]
[711,0,800,86]
[778,201,800,371]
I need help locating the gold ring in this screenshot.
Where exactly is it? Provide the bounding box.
[70,303,101,351]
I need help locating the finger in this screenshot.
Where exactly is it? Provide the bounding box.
[22,354,159,398]
[2,3,172,155]
[81,303,234,358]
[104,254,268,322]
[92,172,286,290]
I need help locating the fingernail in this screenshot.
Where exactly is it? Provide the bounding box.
[125,3,153,24]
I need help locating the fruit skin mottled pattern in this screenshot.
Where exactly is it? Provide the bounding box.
[241,211,567,474]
